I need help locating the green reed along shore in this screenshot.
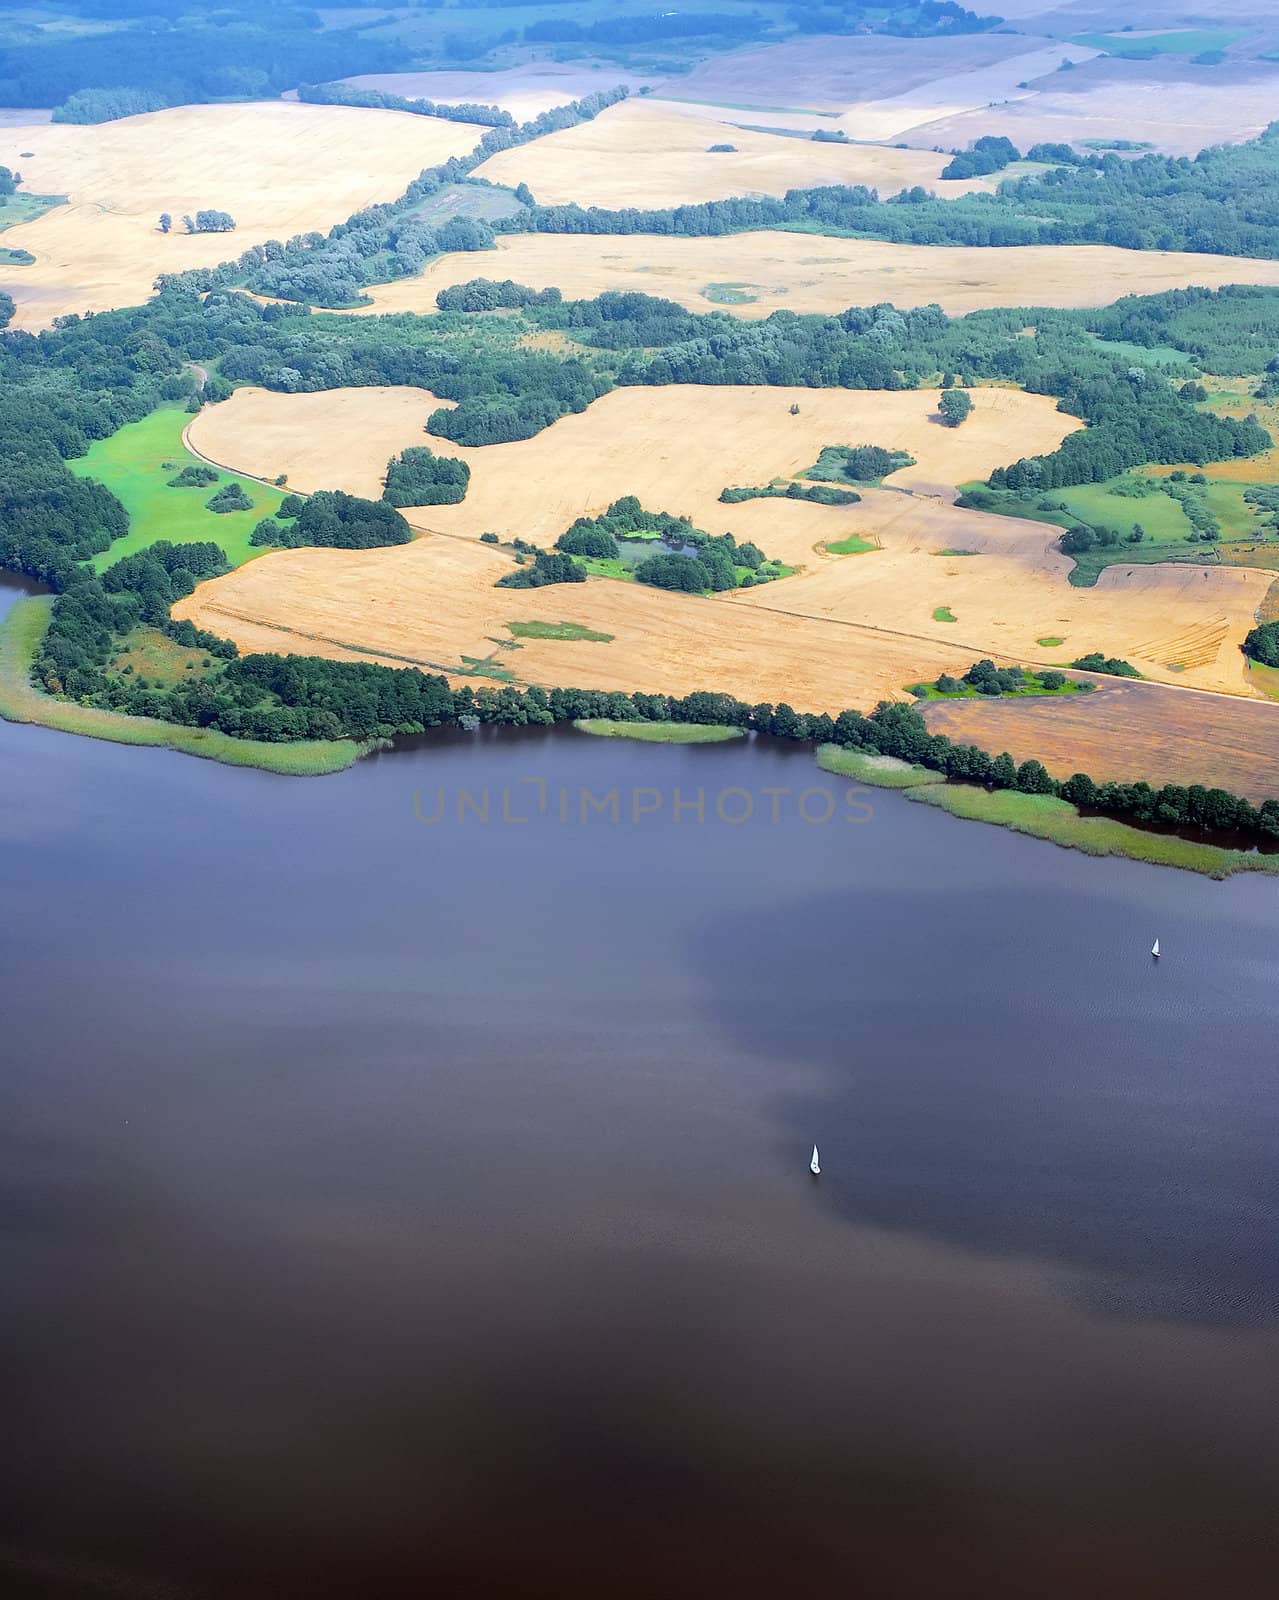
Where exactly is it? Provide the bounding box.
[816,745,1279,879]
[0,597,360,776]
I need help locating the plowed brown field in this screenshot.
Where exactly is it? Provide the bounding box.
[921,677,1279,803]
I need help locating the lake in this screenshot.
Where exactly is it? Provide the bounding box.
[1,575,1277,1598]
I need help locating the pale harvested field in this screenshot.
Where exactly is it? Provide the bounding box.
[175,533,966,711]
[901,58,1279,156]
[666,34,1046,112]
[473,97,1015,210]
[183,381,1270,703]
[833,42,1100,143]
[730,493,1271,694]
[338,66,662,123]
[359,231,1279,320]
[922,678,1279,803]
[0,102,484,327]
[186,382,1079,547]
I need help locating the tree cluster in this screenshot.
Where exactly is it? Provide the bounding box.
[941,136,1019,181]
[382,446,469,507]
[496,550,586,588]
[248,489,411,550]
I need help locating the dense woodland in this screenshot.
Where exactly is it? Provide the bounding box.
[4,5,399,118]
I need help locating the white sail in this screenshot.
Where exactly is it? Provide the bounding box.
[1152,938,1160,957]
[810,1144,821,1176]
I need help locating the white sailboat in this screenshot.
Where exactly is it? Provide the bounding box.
[810,1144,821,1176]
[1151,938,1160,958]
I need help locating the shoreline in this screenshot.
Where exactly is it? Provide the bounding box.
[816,745,1279,880]
[0,596,362,777]
[3,593,1275,874]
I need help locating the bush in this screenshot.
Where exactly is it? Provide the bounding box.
[496,550,586,588]
[167,464,219,488]
[1071,652,1140,678]
[556,524,619,558]
[206,483,254,513]
[1243,621,1279,666]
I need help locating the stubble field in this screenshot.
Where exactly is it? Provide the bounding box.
[179,382,1269,701]
[472,97,1024,210]
[357,231,1279,320]
[0,102,484,327]
[185,381,1081,540]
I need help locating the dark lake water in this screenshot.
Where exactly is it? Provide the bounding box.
[2,576,1277,1598]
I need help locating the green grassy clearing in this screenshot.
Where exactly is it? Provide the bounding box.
[580,556,636,580]
[1037,635,1065,647]
[506,620,614,642]
[1247,660,1279,701]
[960,474,1279,585]
[575,719,743,743]
[933,605,956,622]
[70,408,286,570]
[1071,28,1248,55]
[110,626,215,687]
[823,533,878,555]
[1087,335,1194,368]
[0,596,358,775]
[0,190,64,236]
[936,548,978,556]
[703,281,758,304]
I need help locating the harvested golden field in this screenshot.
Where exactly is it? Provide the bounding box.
[473,97,1013,210]
[174,533,964,712]
[183,381,1269,705]
[0,102,484,327]
[730,494,1271,694]
[360,231,1279,320]
[186,382,1079,549]
[921,677,1279,803]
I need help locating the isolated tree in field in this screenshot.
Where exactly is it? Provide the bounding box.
[789,403,800,415]
[939,388,973,427]
[194,210,236,233]
[158,213,171,233]
[181,214,194,234]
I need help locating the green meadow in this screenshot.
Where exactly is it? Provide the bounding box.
[69,408,286,570]
[1072,29,1248,55]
